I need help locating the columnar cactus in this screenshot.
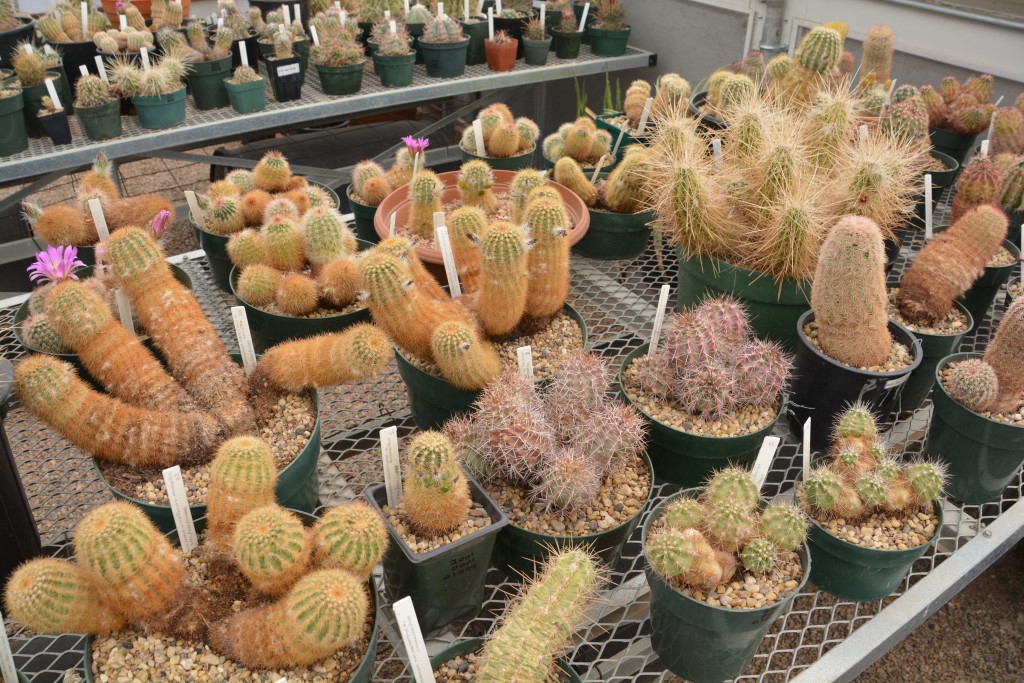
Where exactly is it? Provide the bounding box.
[457,159,499,213]
[4,558,126,635]
[810,216,892,368]
[403,431,472,534]
[623,79,651,129]
[446,206,486,294]
[429,320,502,391]
[1000,163,1024,213]
[951,159,1004,220]
[983,299,1024,412]
[860,25,895,84]
[510,169,548,224]
[207,437,279,542]
[475,221,529,336]
[312,501,389,579]
[719,73,756,112]
[919,85,947,128]
[523,197,571,319]
[234,505,312,595]
[407,169,444,240]
[945,358,998,413]
[553,157,597,207]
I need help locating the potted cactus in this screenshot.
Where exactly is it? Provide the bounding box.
[920,74,995,172]
[37,7,111,89]
[549,7,581,59]
[263,28,304,101]
[0,0,35,71]
[457,12,489,65]
[92,23,157,64]
[619,296,792,485]
[789,216,922,450]
[161,23,235,110]
[0,86,27,155]
[403,2,432,62]
[642,468,811,683]
[105,52,190,128]
[890,206,1008,411]
[520,18,550,66]
[35,95,73,145]
[459,103,539,170]
[999,157,1024,233]
[587,0,629,56]
[366,431,508,635]
[799,405,946,600]
[310,13,365,95]
[5,496,382,682]
[346,136,423,243]
[595,78,657,158]
[929,302,1024,503]
[542,116,615,170]
[73,73,121,140]
[484,28,517,72]
[554,145,652,259]
[5,43,69,138]
[418,14,470,79]
[372,23,415,87]
[224,63,267,113]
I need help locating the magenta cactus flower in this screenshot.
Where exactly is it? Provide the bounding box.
[27,246,86,284]
[402,135,430,155]
[147,209,172,239]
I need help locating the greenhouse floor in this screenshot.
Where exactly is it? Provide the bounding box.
[2,157,1024,682]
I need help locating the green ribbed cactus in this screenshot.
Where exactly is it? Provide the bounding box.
[855,474,887,507]
[227,229,270,269]
[407,169,444,240]
[204,195,245,235]
[1000,163,1024,213]
[810,215,892,368]
[860,24,894,84]
[663,497,703,531]
[207,437,278,542]
[705,502,756,552]
[262,217,307,272]
[457,159,498,213]
[795,26,841,73]
[302,206,357,267]
[476,548,602,683]
[4,558,126,635]
[705,467,759,511]
[253,151,292,192]
[352,160,390,204]
[983,299,1024,412]
[804,467,843,514]
[447,206,486,294]
[882,101,930,145]
[542,134,567,163]
[760,503,807,551]
[719,73,756,112]
[233,505,312,596]
[766,54,791,80]
[476,221,528,336]
[510,169,547,224]
[429,319,501,391]
[237,264,282,307]
[951,160,1005,221]
[741,539,778,575]
[21,313,70,353]
[312,500,389,579]
[834,403,878,442]
[646,526,723,589]
[904,461,946,504]
[403,431,472,535]
[515,117,541,152]
[524,197,571,319]
[38,15,72,41]
[945,358,998,412]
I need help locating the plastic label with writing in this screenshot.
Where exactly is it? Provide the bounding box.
[393,597,434,683]
[163,465,199,553]
[277,63,301,77]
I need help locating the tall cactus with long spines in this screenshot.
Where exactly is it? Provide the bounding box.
[233,505,312,595]
[429,320,502,390]
[207,437,279,543]
[810,215,892,368]
[476,221,529,336]
[523,198,571,320]
[403,431,472,535]
[312,500,389,579]
[897,205,1008,324]
[983,299,1024,412]
[4,558,126,635]
[476,548,603,683]
[446,206,486,294]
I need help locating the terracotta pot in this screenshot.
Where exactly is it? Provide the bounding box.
[101,0,190,23]
[484,37,517,72]
[373,169,590,282]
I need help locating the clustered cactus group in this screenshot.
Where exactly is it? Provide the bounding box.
[460,103,541,159]
[73,73,118,108]
[309,8,365,67]
[91,17,156,56]
[420,13,465,43]
[543,116,615,168]
[105,51,190,97]
[0,0,24,31]
[349,134,429,207]
[801,405,946,522]
[945,298,1024,414]
[37,3,112,43]
[554,144,651,213]
[953,155,1024,220]
[10,42,61,88]
[646,468,809,589]
[913,73,997,136]
[441,352,646,512]
[630,296,790,421]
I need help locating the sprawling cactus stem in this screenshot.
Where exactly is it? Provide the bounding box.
[810,215,892,368]
[44,280,194,411]
[897,205,1007,324]
[603,146,649,214]
[207,437,279,543]
[984,299,1024,412]
[233,505,312,595]
[312,501,389,579]
[376,235,449,301]
[476,548,602,683]
[457,159,499,213]
[946,358,998,412]
[4,558,126,635]
[951,160,1004,221]
[22,202,97,247]
[446,206,486,295]
[406,169,444,240]
[860,24,894,84]
[210,569,368,669]
[403,431,472,535]
[430,320,501,390]
[476,221,529,336]
[15,355,221,467]
[523,198,570,319]
[104,227,256,436]
[746,182,827,280]
[553,156,597,206]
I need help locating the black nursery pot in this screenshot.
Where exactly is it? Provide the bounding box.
[788,310,922,450]
[38,110,72,145]
[493,12,528,58]
[265,55,303,102]
[688,90,727,133]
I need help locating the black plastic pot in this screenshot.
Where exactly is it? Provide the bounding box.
[574,182,652,260]
[38,109,72,145]
[550,27,582,59]
[891,298,973,413]
[688,90,727,133]
[347,186,381,243]
[572,1,595,42]
[249,0,310,28]
[643,489,811,683]
[46,39,98,89]
[266,55,303,102]
[417,637,581,683]
[959,239,1020,331]
[76,99,122,140]
[459,18,488,65]
[493,12,528,58]
[928,126,978,179]
[133,87,187,129]
[677,250,811,352]
[619,345,784,486]
[373,51,415,88]
[1007,276,1020,310]
[223,76,266,114]
[928,352,1024,503]
[420,37,470,79]
[460,143,535,171]
[587,25,629,56]
[788,310,923,451]
[0,88,27,156]
[366,472,508,637]
[213,30,260,75]
[407,22,426,64]
[522,35,551,65]
[496,452,652,577]
[315,61,364,95]
[595,112,645,162]
[0,16,34,70]
[187,55,232,110]
[906,151,960,232]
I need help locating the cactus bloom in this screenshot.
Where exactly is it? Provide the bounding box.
[27,245,86,284]
[146,209,172,239]
[402,135,430,155]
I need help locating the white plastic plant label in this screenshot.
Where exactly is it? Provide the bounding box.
[647,284,670,357]
[577,1,589,31]
[389,19,397,33]
[473,118,486,154]
[81,2,88,34]
[411,151,420,180]
[517,345,534,380]
[231,306,258,375]
[240,41,250,67]
[43,44,55,56]
[495,0,502,13]
[140,47,151,70]
[859,124,868,145]
[610,127,627,158]
[380,426,402,507]
[487,7,494,39]
[711,138,722,163]
[393,597,433,683]
[217,16,224,28]
[119,13,128,30]
[589,156,605,183]
[88,198,110,240]
[435,225,462,297]
[438,2,445,18]
[293,3,301,24]
[464,0,470,20]
[0,610,17,683]
[79,64,90,77]
[384,9,391,19]
[885,78,897,105]
[539,2,545,30]
[44,78,62,110]
[802,418,812,479]
[184,190,204,225]
[275,678,287,683]
[751,436,780,491]
[980,139,989,159]
[163,465,199,553]
[924,173,933,240]
[636,97,654,135]
[389,212,397,237]
[310,25,320,45]
[115,288,135,336]
[277,62,301,77]
[403,0,410,13]
[95,56,108,82]
[283,4,291,25]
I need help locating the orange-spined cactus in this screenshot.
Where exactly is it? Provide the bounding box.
[523,198,570,320]
[983,299,1024,412]
[22,201,98,247]
[233,505,312,596]
[951,159,1004,221]
[447,206,487,295]
[312,501,389,579]
[376,236,449,301]
[207,437,279,543]
[430,320,502,390]
[476,221,529,336]
[407,170,444,240]
[4,558,126,635]
[317,256,361,308]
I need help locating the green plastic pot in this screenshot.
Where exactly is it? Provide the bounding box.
[0,88,28,156]
[133,87,187,129]
[522,36,552,65]
[928,126,978,178]
[587,25,630,56]
[76,98,122,141]
[414,637,581,683]
[677,250,811,352]
[806,497,942,601]
[420,37,470,79]
[643,489,810,683]
[573,173,652,260]
[83,511,380,683]
[958,239,1020,331]
[618,345,784,486]
[187,55,232,110]
[496,452,653,577]
[595,112,646,161]
[366,472,508,637]
[459,18,489,65]
[6,72,66,138]
[228,241,372,353]
[928,352,1024,503]
[223,76,267,114]
[315,61,365,95]
[550,28,583,59]
[373,51,415,87]
[347,186,380,243]
[395,303,588,430]
[460,143,536,171]
[890,297,972,412]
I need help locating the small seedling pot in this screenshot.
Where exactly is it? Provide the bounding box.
[458,18,489,65]
[265,56,303,102]
[4,71,67,138]
[0,88,28,156]
[459,142,535,171]
[928,126,978,179]
[522,35,552,66]
[484,37,517,72]
[549,28,582,59]
[38,109,73,145]
[587,25,630,56]
[687,90,727,134]
[0,16,35,70]
[573,171,652,260]
[223,76,267,114]
[347,185,381,243]
[187,54,232,110]
[76,98,122,141]
[595,111,646,161]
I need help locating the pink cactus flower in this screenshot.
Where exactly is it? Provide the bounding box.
[27,245,86,284]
